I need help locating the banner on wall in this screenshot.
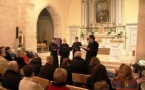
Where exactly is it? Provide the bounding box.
[109,43,123,62]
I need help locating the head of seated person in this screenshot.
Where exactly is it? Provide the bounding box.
[5,47,11,53]
[0,46,5,52]
[94,80,109,90]
[61,58,71,68]
[16,49,24,57]
[53,68,67,83]
[23,65,34,77]
[8,61,19,72]
[46,56,53,65]
[0,50,6,57]
[47,68,69,90]
[89,57,100,67]
[74,51,81,58]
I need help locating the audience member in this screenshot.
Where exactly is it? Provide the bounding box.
[72,37,82,59]
[29,54,42,76]
[115,63,126,76]
[88,57,100,74]
[87,64,113,90]
[0,50,9,70]
[70,51,88,74]
[94,80,109,90]
[46,68,69,90]
[0,46,5,52]
[39,56,55,81]
[61,58,73,85]
[19,65,43,90]
[2,61,21,90]
[4,47,13,61]
[112,65,138,90]
[59,38,70,67]
[14,50,26,69]
[23,51,29,64]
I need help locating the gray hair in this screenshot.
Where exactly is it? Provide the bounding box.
[8,61,18,70]
[74,51,81,57]
[46,56,53,65]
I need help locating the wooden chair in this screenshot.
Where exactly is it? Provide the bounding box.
[72,73,90,84]
[66,85,88,90]
[0,86,7,90]
[32,76,49,89]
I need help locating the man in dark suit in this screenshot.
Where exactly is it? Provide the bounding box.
[39,56,55,81]
[59,38,70,67]
[70,51,88,74]
[49,38,59,68]
[72,37,82,59]
[84,35,99,65]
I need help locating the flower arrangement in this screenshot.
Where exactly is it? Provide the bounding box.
[107,30,127,39]
[107,29,113,35]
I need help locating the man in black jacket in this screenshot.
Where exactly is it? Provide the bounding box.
[2,61,22,90]
[49,38,59,68]
[70,51,88,74]
[72,37,82,59]
[59,38,70,67]
[84,35,99,65]
[39,56,55,81]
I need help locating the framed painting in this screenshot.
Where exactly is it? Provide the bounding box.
[95,0,111,23]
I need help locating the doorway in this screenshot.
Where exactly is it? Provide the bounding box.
[37,8,54,46]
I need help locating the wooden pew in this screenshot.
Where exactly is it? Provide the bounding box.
[66,85,88,90]
[32,76,49,89]
[72,73,90,84]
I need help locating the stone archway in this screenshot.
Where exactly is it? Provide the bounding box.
[36,4,61,39]
[35,4,61,52]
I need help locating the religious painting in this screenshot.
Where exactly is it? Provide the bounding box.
[95,0,111,23]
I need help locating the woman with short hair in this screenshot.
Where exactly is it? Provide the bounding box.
[46,68,69,90]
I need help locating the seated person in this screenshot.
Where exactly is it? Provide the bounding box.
[2,61,22,90]
[61,58,73,85]
[14,50,26,69]
[94,80,109,90]
[0,46,5,52]
[88,57,100,74]
[70,51,88,74]
[87,64,113,90]
[19,65,43,90]
[0,50,9,70]
[46,68,69,90]
[112,65,138,90]
[4,47,13,61]
[29,54,42,76]
[39,56,55,81]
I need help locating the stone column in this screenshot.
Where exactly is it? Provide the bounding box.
[136,0,145,60]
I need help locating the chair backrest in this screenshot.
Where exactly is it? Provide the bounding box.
[32,76,49,89]
[66,85,88,90]
[0,86,7,90]
[72,73,90,84]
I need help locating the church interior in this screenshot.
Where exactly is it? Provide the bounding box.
[1,0,145,90]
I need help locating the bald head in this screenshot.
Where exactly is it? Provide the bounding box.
[8,61,19,72]
[74,51,81,57]
[63,38,66,43]
[46,56,53,65]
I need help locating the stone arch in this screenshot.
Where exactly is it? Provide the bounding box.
[35,4,61,38]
